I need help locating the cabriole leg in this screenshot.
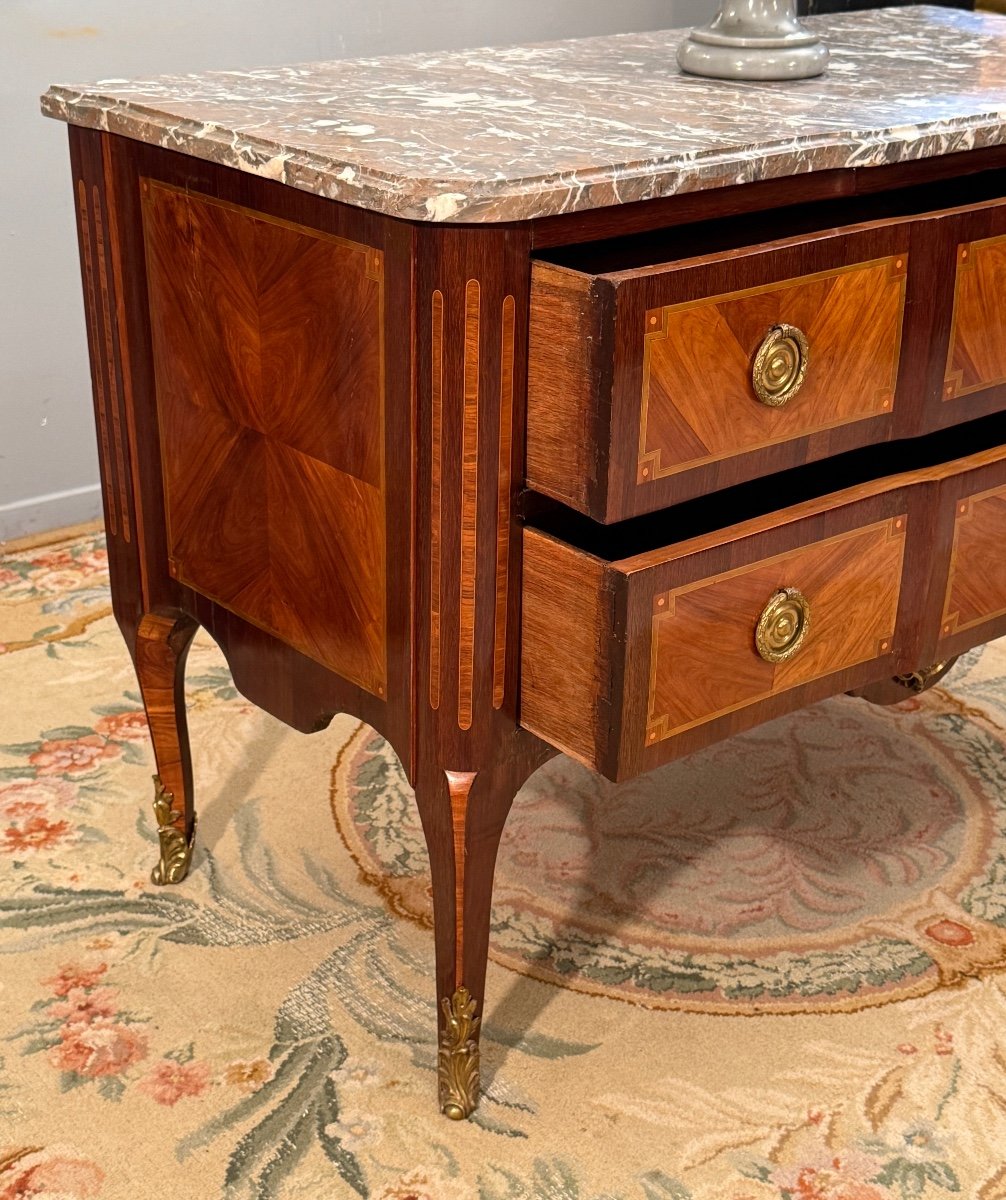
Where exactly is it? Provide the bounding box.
[414,760,524,1120]
[134,611,199,885]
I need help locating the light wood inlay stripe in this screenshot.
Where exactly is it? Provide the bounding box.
[91,185,131,543]
[493,294,516,709]
[458,279,480,731]
[77,180,117,539]
[430,289,444,711]
[446,769,476,988]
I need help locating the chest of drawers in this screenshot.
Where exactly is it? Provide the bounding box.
[43,5,1006,1121]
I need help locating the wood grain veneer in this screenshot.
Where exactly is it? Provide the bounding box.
[520,531,613,768]
[141,179,388,698]
[944,233,1006,400]
[646,517,905,744]
[638,255,906,483]
[941,481,1006,637]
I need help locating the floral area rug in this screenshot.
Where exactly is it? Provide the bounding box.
[3,527,1006,1199]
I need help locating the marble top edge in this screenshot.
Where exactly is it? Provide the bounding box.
[41,6,1006,224]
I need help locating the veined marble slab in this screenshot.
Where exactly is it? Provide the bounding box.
[41,6,1006,224]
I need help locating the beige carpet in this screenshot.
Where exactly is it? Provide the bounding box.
[3,528,1006,1199]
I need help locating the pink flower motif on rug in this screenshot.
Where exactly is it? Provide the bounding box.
[138,1059,212,1106]
[771,1149,891,1199]
[1,815,72,855]
[48,1021,149,1078]
[13,961,151,1100]
[50,987,119,1025]
[0,1145,104,1200]
[43,963,108,996]
[0,777,76,820]
[29,735,120,776]
[93,711,150,742]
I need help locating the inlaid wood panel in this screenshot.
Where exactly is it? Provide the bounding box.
[75,178,134,545]
[142,179,387,696]
[940,482,1006,637]
[639,256,907,482]
[645,517,906,745]
[944,234,1006,400]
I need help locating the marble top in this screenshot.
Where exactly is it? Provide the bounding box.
[41,6,1006,224]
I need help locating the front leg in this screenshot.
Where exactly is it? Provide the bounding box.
[414,756,536,1120]
[134,611,199,884]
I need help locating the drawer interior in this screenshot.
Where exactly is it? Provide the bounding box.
[524,410,1006,564]
[534,167,1006,276]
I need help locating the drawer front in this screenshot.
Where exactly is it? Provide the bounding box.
[638,257,906,486]
[645,516,906,747]
[521,489,915,779]
[528,221,916,523]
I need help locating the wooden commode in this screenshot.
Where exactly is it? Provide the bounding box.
[42,4,1006,1119]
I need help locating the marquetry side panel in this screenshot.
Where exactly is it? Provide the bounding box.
[74,178,135,546]
[944,235,1006,400]
[142,180,387,697]
[940,482,1006,637]
[638,255,907,482]
[645,517,907,745]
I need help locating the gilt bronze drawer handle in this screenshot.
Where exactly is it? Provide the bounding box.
[752,324,810,407]
[756,587,811,663]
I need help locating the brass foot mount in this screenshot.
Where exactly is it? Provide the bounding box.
[150,774,195,886]
[892,660,954,694]
[438,986,480,1120]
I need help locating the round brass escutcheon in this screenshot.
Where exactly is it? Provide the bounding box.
[755,587,811,664]
[751,323,810,408]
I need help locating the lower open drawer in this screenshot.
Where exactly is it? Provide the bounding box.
[520,428,1006,781]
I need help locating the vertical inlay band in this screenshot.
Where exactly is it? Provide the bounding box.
[458,279,480,731]
[445,770,476,988]
[77,180,117,538]
[493,295,516,709]
[430,290,444,710]
[92,185,131,543]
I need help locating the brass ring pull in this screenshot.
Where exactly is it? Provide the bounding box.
[752,323,810,407]
[755,587,811,663]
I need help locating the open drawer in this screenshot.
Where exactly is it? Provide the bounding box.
[527,218,915,523]
[527,173,1006,525]
[520,418,1006,781]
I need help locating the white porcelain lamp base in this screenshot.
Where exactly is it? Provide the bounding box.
[677,0,829,81]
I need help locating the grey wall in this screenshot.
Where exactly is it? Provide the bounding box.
[0,0,708,542]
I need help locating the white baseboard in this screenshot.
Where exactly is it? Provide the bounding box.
[0,483,103,543]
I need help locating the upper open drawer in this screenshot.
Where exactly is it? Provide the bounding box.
[527,218,919,523]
